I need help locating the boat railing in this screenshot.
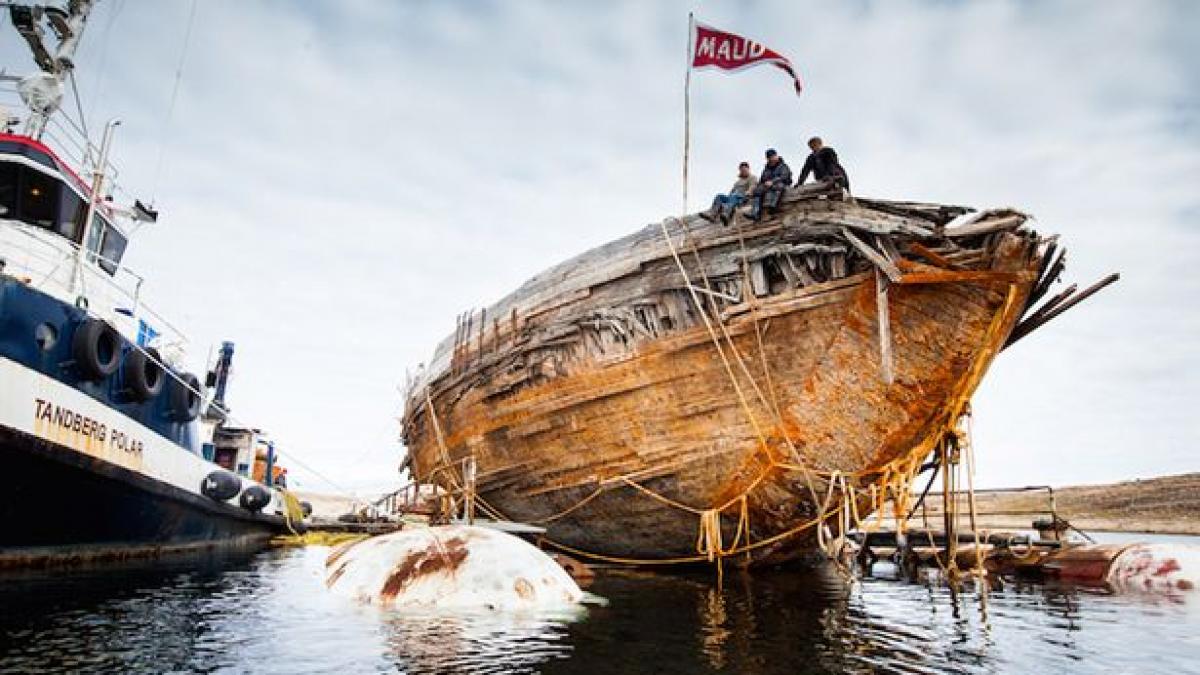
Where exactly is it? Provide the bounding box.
[0,86,124,195]
[375,456,479,524]
[0,218,189,355]
[917,485,1094,542]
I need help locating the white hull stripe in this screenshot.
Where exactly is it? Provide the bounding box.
[0,356,274,510]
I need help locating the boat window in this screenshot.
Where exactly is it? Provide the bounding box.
[57,186,86,241]
[83,215,127,275]
[97,222,127,275]
[84,215,104,260]
[0,162,15,218]
[0,160,92,244]
[19,166,58,228]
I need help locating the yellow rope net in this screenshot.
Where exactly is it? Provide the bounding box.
[279,489,306,536]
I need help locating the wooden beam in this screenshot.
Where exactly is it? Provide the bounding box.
[1028,248,1067,309]
[1024,282,1078,323]
[907,242,961,270]
[896,270,1028,286]
[1004,273,1120,349]
[842,227,901,282]
[478,308,486,359]
[749,261,769,297]
[945,214,1025,238]
[875,234,903,264]
[688,284,741,303]
[876,268,894,385]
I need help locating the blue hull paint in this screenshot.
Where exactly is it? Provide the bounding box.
[0,276,295,568]
[0,424,287,568]
[0,276,198,452]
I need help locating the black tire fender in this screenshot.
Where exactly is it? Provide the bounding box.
[240,485,271,513]
[124,348,164,402]
[201,470,241,501]
[168,372,203,422]
[71,318,120,380]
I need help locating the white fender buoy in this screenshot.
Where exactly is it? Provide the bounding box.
[1107,543,1199,594]
[325,525,584,609]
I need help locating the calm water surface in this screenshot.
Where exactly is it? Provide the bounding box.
[1,535,1197,674]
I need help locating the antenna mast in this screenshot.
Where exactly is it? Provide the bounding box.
[6,0,98,138]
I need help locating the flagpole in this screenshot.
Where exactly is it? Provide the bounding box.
[682,11,694,217]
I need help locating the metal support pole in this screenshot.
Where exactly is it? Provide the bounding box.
[264,441,275,488]
[73,118,119,298]
[682,12,694,216]
[1048,487,1060,541]
[940,436,957,568]
[463,456,477,525]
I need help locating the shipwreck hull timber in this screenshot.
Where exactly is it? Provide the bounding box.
[403,187,1050,565]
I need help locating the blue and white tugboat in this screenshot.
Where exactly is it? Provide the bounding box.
[0,1,301,568]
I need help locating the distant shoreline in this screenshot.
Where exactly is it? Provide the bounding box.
[909,472,1200,536]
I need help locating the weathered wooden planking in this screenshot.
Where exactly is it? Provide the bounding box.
[945,214,1026,239]
[842,227,902,282]
[413,196,996,389]
[405,250,1036,563]
[402,180,1045,564]
[876,269,894,385]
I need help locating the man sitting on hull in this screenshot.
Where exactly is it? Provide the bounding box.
[748,148,792,221]
[701,161,758,225]
[797,136,850,194]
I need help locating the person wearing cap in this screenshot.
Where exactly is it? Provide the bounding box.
[700,161,758,225]
[748,148,792,221]
[797,136,850,193]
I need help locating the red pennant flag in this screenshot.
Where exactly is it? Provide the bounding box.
[691,22,803,96]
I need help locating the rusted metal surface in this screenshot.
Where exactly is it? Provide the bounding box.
[1005,542,1200,594]
[325,525,583,609]
[379,536,469,600]
[1108,543,1200,594]
[403,196,1050,565]
[1041,544,1129,585]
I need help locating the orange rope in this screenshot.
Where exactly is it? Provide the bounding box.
[422,251,1026,569]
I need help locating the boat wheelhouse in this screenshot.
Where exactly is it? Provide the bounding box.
[0,0,303,568]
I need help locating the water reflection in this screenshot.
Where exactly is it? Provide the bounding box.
[542,563,1199,675]
[0,546,1196,674]
[378,608,579,674]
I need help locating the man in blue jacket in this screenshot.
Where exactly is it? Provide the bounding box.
[748,148,792,221]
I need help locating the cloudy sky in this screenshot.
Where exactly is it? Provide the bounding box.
[3,1,1195,496]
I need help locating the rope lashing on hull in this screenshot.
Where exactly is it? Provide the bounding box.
[410,224,1027,568]
[465,447,933,567]
[696,496,751,562]
[423,386,460,491]
[417,401,986,568]
[524,484,607,525]
[670,216,823,506]
[417,388,985,567]
[656,217,779,468]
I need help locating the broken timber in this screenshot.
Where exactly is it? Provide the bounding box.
[401,180,1117,566]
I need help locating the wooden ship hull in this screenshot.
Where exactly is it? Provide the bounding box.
[401,184,1081,566]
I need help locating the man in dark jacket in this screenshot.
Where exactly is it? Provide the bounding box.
[797,136,850,193]
[748,148,792,221]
